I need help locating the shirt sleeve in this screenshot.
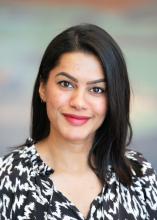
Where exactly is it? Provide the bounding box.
[131,151,157,218]
[0,153,16,219]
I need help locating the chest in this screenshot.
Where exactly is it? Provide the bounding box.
[50,172,103,219]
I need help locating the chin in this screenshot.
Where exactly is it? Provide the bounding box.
[65,135,86,142]
[63,131,93,143]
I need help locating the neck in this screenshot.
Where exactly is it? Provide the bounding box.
[36,132,95,174]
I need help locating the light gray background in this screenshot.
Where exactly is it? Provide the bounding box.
[0,2,157,170]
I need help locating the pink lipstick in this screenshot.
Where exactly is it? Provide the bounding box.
[63,113,90,126]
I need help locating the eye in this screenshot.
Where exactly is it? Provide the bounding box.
[90,87,105,94]
[58,80,74,88]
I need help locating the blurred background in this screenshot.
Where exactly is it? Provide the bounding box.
[0,0,157,170]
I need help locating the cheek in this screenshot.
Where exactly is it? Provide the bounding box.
[46,90,70,110]
[93,98,108,118]
[45,95,63,123]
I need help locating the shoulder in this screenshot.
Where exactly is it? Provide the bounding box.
[125,149,157,195]
[125,149,157,216]
[0,141,39,214]
[125,149,156,177]
[0,143,36,182]
[119,150,157,218]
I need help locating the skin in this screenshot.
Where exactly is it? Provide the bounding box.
[37,51,108,218]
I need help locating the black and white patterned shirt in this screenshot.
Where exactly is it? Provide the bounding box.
[0,142,157,220]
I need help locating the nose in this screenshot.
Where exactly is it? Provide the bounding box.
[69,89,87,110]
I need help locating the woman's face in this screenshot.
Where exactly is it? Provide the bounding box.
[39,52,108,143]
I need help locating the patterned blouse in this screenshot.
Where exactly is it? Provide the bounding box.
[0,140,157,220]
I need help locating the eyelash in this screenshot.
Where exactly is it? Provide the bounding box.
[57,80,106,94]
[90,87,105,94]
[58,80,74,88]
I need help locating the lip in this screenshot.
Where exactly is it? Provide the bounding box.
[63,113,91,126]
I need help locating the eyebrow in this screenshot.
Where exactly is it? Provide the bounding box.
[55,72,106,84]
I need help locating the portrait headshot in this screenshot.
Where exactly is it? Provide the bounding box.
[0,23,157,220]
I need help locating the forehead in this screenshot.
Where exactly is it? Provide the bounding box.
[51,51,105,80]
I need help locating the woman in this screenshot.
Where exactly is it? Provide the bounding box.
[0,24,157,220]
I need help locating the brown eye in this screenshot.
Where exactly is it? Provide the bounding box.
[90,87,105,94]
[58,80,74,88]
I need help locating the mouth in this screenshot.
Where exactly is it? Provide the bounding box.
[62,113,91,126]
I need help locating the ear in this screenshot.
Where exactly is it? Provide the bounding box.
[39,81,47,102]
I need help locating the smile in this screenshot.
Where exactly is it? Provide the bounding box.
[63,113,90,126]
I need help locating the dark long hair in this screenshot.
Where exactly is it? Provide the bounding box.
[31,23,135,185]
